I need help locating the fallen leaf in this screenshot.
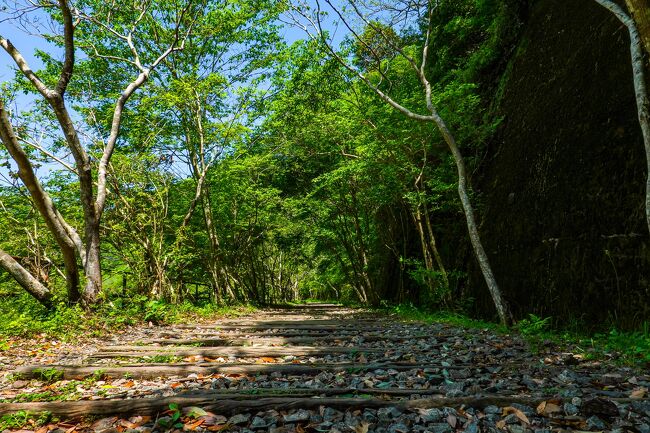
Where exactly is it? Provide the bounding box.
[502,406,529,424]
[123,380,135,388]
[447,414,457,428]
[259,357,276,363]
[199,415,228,426]
[206,423,232,431]
[188,355,205,362]
[630,387,647,399]
[357,353,367,364]
[119,419,140,429]
[183,419,205,431]
[496,419,506,429]
[129,416,151,426]
[91,417,117,430]
[184,407,209,418]
[354,422,369,433]
[537,400,563,416]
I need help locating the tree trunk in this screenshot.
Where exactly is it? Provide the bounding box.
[625,0,650,56]
[426,112,510,325]
[82,224,102,305]
[423,204,450,291]
[0,249,53,308]
[0,100,82,303]
[412,206,437,294]
[594,0,650,236]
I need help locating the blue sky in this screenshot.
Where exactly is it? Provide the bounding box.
[0,1,349,183]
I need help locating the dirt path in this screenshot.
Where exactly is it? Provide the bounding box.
[1,305,649,432]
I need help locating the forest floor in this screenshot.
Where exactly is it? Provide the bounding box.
[0,304,649,433]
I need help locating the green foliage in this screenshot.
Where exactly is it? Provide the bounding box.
[389,303,650,366]
[0,411,53,431]
[516,314,552,336]
[0,294,86,338]
[386,303,504,332]
[2,0,643,337]
[593,326,650,364]
[33,368,64,383]
[0,291,255,340]
[157,403,184,429]
[142,300,171,325]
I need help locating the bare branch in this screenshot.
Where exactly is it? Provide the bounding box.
[55,0,75,95]
[0,37,53,98]
[17,134,77,174]
[95,1,197,217]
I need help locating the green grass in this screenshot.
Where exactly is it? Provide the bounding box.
[387,303,650,367]
[32,368,64,383]
[385,303,505,332]
[143,354,184,363]
[0,292,256,341]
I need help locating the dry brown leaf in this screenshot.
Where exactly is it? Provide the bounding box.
[496,419,506,429]
[183,419,205,431]
[502,406,530,424]
[206,423,232,431]
[537,400,563,416]
[91,417,117,430]
[630,387,647,399]
[357,353,368,364]
[123,380,135,388]
[199,414,228,426]
[260,357,276,363]
[119,420,139,429]
[354,422,370,433]
[184,355,203,363]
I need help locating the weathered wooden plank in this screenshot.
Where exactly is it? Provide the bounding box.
[3,394,637,418]
[90,345,382,359]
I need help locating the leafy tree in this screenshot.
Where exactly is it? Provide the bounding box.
[0,0,198,306]
[287,0,512,324]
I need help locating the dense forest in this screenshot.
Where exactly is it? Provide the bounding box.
[1,0,650,332]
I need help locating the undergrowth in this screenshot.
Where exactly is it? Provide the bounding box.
[0,292,256,341]
[0,411,54,431]
[387,303,650,367]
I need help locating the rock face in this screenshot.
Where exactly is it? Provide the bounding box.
[470,0,650,327]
